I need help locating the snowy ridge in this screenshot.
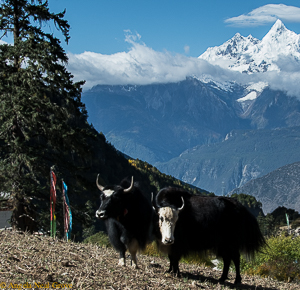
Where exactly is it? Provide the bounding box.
[237,82,268,103]
[199,20,300,74]
[192,75,236,92]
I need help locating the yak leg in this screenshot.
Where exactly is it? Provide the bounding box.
[232,250,241,285]
[118,251,126,266]
[111,233,127,266]
[128,238,139,269]
[167,253,181,277]
[106,219,127,266]
[219,249,241,284]
[219,254,231,283]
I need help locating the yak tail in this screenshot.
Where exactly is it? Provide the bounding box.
[240,207,267,257]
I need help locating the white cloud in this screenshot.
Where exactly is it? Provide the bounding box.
[260,70,300,97]
[233,66,300,97]
[67,31,300,97]
[67,32,235,89]
[0,39,9,45]
[225,4,300,27]
[184,45,190,54]
[124,30,142,43]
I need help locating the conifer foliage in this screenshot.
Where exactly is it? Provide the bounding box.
[0,0,87,231]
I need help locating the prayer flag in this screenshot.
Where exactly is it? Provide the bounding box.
[63,181,72,241]
[286,213,290,227]
[50,170,57,237]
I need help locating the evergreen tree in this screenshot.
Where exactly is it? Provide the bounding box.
[0,0,88,231]
[230,192,263,217]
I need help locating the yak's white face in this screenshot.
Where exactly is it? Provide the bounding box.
[103,189,114,197]
[157,207,180,245]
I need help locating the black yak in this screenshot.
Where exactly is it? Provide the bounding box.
[152,187,266,284]
[95,175,153,268]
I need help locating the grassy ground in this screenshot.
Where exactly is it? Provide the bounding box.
[0,230,299,289]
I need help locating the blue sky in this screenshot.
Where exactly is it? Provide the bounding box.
[48,0,300,57]
[2,1,300,90]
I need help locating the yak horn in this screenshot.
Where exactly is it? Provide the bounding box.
[178,196,185,212]
[151,192,156,210]
[96,174,105,191]
[151,192,161,210]
[124,176,134,193]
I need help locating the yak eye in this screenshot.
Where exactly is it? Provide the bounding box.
[160,217,164,222]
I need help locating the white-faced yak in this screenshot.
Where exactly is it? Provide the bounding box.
[95,175,153,269]
[152,187,266,284]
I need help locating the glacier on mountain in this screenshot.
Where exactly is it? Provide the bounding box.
[237,82,268,103]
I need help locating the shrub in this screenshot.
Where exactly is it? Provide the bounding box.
[180,252,215,267]
[83,231,111,248]
[142,242,165,257]
[241,235,300,282]
[143,242,215,268]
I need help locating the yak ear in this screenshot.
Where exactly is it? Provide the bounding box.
[96,174,105,191]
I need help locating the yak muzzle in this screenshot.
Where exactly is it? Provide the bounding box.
[95,210,107,219]
[162,238,174,245]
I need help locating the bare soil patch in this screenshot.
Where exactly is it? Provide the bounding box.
[0,230,299,289]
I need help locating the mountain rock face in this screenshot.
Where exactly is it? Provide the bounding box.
[157,127,300,197]
[83,77,300,198]
[199,20,300,74]
[83,78,249,163]
[229,162,300,214]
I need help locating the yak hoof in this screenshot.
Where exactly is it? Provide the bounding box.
[218,276,228,284]
[118,258,126,266]
[169,270,181,278]
[131,264,139,269]
[165,268,181,277]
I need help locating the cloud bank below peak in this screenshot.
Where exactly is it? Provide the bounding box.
[67,31,300,97]
[67,33,233,89]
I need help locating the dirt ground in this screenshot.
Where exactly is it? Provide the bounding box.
[0,230,299,289]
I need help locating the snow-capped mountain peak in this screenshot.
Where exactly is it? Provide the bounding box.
[199,19,300,74]
[261,19,300,54]
[268,19,286,34]
[200,32,259,63]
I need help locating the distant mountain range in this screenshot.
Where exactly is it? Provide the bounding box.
[82,20,300,213]
[83,78,248,163]
[157,127,300,199]
[199,19,300,74]
[229,162,300,214]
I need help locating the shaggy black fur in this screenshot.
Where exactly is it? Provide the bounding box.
[96,177,153,266]
[153,187,266,284]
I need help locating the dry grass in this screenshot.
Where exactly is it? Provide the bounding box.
[0,230,299,289]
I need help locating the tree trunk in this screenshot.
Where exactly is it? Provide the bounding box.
[11,194,37,233]
[13,0,20,70]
